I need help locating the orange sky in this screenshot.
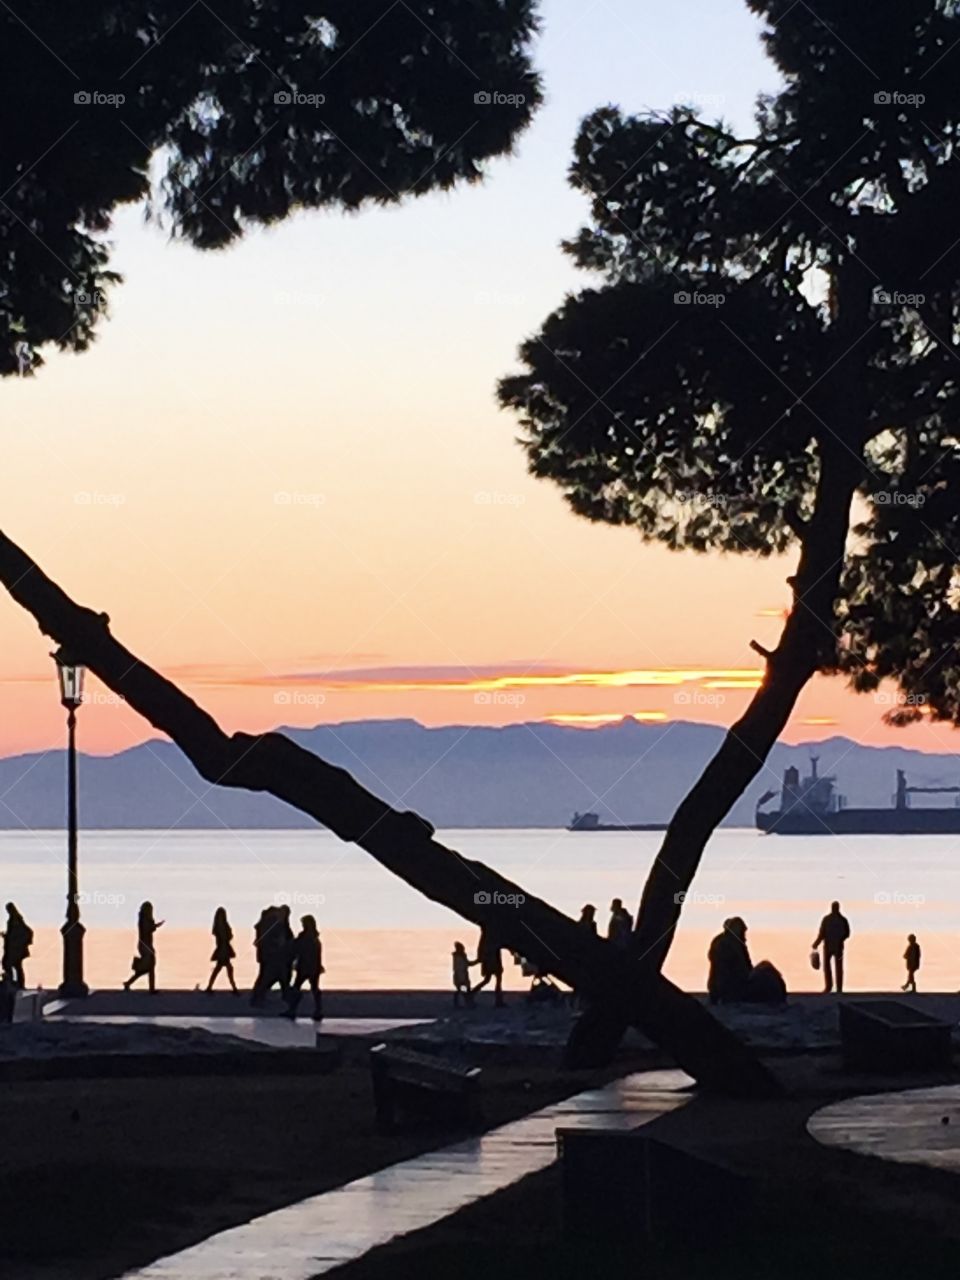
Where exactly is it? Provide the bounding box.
[1,0,958,764]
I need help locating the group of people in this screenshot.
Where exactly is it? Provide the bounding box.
[451,898,635,1008]
[0,900,326,1021]
[708,901,923,1003]
[119,901,325,1019]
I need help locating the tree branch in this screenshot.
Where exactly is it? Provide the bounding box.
[0,527,778,1096]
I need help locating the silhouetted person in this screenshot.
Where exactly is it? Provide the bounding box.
[206,906,239,993]
[452,941,473,1007]
[607,898,633,949]
[707,916,786,1005]
[123,901,163,992]
[707,917,752,1004]
[812,901,850,993]
[578,904,597,936]
[284,915,324,1020]
[902,933,921,993]
[251,905,292,1006]
[2,903,32,989]
[471,921,505,1007]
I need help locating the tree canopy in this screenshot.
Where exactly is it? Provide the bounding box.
[499,0,960,719]
[1,0,541,375]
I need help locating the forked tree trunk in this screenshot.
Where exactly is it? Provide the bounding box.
[633,438,862,969]
[0,528,779,1095]
[633,266,871,972]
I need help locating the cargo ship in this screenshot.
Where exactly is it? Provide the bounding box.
[567,811,668,832]
[755,757,960,834]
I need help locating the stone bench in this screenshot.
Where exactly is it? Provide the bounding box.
[369,1042,482,1132]
[839,1000,953,1073]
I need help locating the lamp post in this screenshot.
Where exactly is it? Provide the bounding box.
[52,647,88,997]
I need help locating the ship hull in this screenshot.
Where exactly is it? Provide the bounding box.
[757,808,960,835]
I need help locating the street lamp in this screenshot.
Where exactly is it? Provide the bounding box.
[52,646,88,997]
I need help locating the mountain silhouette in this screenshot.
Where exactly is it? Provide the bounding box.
[0,718,956,829]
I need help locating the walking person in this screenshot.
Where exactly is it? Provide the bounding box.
[902,933,921,993]
[206,906,239,993]
[2,903,33,989]
[123,901,163,992]
[471,920,505,1007]
[812,901,850,994]
[452,941,473,1007]
[250,905,293,1006]
[607,898,633,949]
[283,915,324,1020]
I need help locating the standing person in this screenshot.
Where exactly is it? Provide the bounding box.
[250,905,292,1006]
[452,941,473,1007]
[123,901,163,992]
[250,907,272,1005]
[277,904,295,993]
[578,904,598,936]
[607,898,633,949]
[284,915,324,1021]
[812,901,851,994]
[2,903,33,989]
[206,907,239,993]
[471,921,505,1007]
[902,933,921,993]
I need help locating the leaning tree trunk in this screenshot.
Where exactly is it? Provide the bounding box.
[0,527,778,1096]
[569,266,871,1065]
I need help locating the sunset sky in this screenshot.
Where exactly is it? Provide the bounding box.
[1,0,957,762]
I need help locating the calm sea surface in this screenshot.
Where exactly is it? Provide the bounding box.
[2,828,958,992]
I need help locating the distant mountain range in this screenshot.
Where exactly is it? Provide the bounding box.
[0,718,958,830]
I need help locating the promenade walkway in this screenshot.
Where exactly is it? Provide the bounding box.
[119,1069,691,1280]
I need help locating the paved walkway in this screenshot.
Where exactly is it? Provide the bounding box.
[809,1084,960,1173]
[45,1014,430,1048]
[120,1069,691,1280]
